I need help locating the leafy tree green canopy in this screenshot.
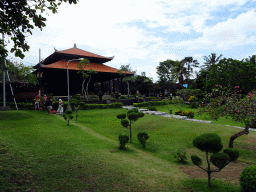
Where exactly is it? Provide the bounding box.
[0,59,38,85]
[0,0,78,60]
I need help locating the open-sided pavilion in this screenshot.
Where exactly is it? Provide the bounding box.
[32,44,134,96]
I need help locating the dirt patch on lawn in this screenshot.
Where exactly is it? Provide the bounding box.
[179,160,253,185]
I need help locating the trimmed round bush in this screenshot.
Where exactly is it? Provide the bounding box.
[69,115,74,120]
[63,114,67,120]
[65,110,72,115]
[118,134,129,150]
[137,112,144,118]
[128,112,138,121]
[240,164,256,192]
[148,106,157,111]
[210,153,230,169]
[191,155,202,166]
[137,131,149,148]
[117,113,126,120]
[223,148,239,162]
[193,133,223,153]
[121,119,129,127]
[127,108,139,114]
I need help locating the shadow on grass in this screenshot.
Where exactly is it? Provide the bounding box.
[0,111,31,121]
[180,178,241,192]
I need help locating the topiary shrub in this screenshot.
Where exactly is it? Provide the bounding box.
[121,119,129,127]
[223,148,239,162]
[128,112,138,121]
[193,133,223,153]
[137,112,144,118]
[63,110,73,125]
[240,164,256,192]
[191,155,202,166]
[191,133,239,187]
[118,134,129,150]
[117,113,126,120]
[210,153,230,169]
[148,106,157,111]
[137,131,149,148]
[117,109,145,143]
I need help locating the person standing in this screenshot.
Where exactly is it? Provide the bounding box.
[56,99,63,115]
[34,96,40,112]
[43,94,47,111]
[45,96,53,115]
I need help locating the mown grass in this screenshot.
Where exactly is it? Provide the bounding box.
[140,103,247,127]
[0,107,256,191]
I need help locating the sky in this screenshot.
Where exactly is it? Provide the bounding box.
[4,0,256,83]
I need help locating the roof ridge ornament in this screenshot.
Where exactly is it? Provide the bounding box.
[54,47,58,52]
[74,43,77,48]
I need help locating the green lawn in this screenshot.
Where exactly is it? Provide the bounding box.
[0,108,256,191]
[140,103,247,127]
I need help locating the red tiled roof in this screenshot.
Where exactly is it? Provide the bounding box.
[57,47,114,60]
[42,60,134,74]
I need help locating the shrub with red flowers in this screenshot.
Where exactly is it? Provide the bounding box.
[202,84,256,148]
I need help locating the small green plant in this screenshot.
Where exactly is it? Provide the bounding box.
[147,106,157,111]
[174,149,188,163]
[172,98,184,111]
[63,110,74,125]
[137,131,149,148]
[191,133,239,187]
[190,102,199,109]
[117,109,144,143]
[174,110,194,119]
[118,134,129,150]
[239,164,256,192]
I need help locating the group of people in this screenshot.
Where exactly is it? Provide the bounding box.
[34,94,64,115]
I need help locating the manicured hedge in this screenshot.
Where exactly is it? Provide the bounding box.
[3,101,123,110]
[133,101,167,107]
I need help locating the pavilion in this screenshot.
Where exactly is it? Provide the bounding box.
[32,44,134,96]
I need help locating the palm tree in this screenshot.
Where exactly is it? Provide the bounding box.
[171,57,200,86]
[202,53,223,71]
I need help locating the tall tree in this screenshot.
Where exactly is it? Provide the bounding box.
[132,75,154,96]
[201,53,223,71]
[118,64,136,99]
[0,59,38,85]
[77,59,98,101]
[0,0,78,60]
[208,58,256,95]
[171,57,200,86]
[156,59,179,93]
[242,55,256,64]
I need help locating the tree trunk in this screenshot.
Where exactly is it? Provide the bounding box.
[85,75,92,101]
[130,120,132,143]
[81,78,87,101]
[229,124,250,148]
[206,151,212,187]
[127,81,130,99]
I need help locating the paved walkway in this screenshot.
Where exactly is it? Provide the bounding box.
[122,106,256,132]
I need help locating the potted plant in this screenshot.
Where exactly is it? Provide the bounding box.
[98,90,103,100]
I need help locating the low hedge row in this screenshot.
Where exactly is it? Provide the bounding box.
[133,101,167,107]
[2,102,123,110]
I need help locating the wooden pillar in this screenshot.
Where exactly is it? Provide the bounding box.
[101,81,103,92]
[113,78,115,93]
[109,79,111,94]
[121,77,123,95]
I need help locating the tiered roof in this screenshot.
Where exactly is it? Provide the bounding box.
[33,44,133,75]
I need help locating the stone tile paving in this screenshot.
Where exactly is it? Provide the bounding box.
[122,106,256,131]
